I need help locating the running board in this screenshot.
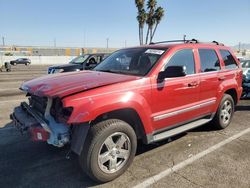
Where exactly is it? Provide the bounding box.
[152,118,212,142]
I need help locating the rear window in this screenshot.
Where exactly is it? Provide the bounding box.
[198,49,220,72]
[219,50,238,69]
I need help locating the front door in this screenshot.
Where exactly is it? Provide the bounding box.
[151,48,200,131]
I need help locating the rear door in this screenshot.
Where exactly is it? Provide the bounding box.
[198,48,221,115]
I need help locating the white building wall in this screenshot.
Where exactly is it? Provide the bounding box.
[1,56,76,65]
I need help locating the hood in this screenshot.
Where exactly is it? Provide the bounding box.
[49,63,82,69]
[21,71,139,98]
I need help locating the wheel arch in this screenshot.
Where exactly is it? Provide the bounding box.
[91,108,148,144]
[224,88,238,105]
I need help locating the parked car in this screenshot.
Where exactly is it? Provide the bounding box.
[241,60,250,98]
[47,53,109,74]
[11,39,242,183]
[241,59,250,79]
[10,58,31,66]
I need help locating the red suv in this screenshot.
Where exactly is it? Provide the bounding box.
[11,40,242,182]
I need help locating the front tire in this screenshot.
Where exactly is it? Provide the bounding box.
[79,119,137,183]
[212,94,234,129]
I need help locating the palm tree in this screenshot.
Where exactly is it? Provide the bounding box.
[135,0,165,45]
[137,9,147,45]
[150,6,164,43]
[145,0,157,44]
[135,0,146,45]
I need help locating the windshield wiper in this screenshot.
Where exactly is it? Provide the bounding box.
[96,69,141,76]
[96,69,122,74]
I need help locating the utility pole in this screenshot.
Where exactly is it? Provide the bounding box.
[125,40,127,48]
[106,38,109,49]
[54,38,57,48]
[83,30,86,48]
[53,38,57,56]
[239,42,241,52]
[2,36,5,46]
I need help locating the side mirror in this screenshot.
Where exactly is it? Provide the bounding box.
[158,66,186,81]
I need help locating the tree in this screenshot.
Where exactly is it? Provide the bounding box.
[136,9,147,45]
[135,0,146,45]
[145,0,156,44]
[135,0,165,45]
[150,7,165,43]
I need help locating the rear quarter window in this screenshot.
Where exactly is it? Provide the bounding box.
[219,50,238,69]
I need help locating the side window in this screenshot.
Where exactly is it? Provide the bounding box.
[96,56,102,63]
[87,56,97,65]
[219,50,238,69]
[165,49,195,75]
[198,49,220,72]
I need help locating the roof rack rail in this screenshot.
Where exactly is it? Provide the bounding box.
[150,39,224,46]
[149,39,199,45]
[212,41,224,46]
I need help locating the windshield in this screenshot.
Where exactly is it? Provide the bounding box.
[242,60,250,68]
[94,48,166,76]
[69,55,89,64]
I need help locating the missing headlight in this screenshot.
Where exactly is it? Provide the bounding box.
[50,98,73,123]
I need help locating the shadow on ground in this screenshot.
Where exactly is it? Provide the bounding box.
[0,121,188,187]
[236,105,250,111]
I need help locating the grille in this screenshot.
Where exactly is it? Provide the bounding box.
[29,95,48,116]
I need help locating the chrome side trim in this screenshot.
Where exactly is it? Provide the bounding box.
[153,100,216,121]
[153,118,212,142]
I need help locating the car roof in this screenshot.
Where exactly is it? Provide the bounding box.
[123,40,232,51]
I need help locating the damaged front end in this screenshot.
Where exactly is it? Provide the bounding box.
[11,95,72,148]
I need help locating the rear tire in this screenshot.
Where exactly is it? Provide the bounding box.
[212,94,234,129]
[79,119,137,183]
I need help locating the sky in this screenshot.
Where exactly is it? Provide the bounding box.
[0,0,250,48]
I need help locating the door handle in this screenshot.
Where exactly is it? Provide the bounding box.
[188,82,199,87]
[218,76,226,81]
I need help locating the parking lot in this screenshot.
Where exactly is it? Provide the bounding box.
[0,65,250,188]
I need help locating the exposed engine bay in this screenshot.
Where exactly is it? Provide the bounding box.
[11,95,72,147]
